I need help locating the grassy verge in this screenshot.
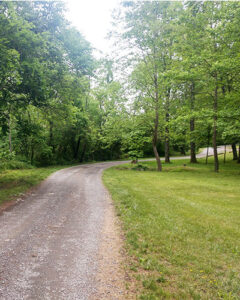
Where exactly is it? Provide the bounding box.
[103,154,240,299]
[0,165,68,206]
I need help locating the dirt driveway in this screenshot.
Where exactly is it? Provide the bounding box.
[0,162,128,300]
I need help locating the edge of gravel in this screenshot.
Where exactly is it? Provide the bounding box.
[92,181,137,300]
[0,183,41,215]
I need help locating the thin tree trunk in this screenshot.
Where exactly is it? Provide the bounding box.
[71,137,76,157]
[232,143,238,160]
[153,143,162,171]
[223,144,226,164]
[164,134,170,163]
[80,142,87,162]
[165,112,170,163]
[8,114,12,154]
[180,147,186,156]
[74,136,81,160]
[49,121,55,154]
[206,126,211,164]
[206,146,209,164]
[190,82,197,163]
[164,89,170,163]
[190,118,197,163]
[31,144,34,165]
[213,82,219,172]
[153,71,162,172]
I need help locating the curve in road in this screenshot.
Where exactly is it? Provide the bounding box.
[0,162,123,300]
[0,148,229,299]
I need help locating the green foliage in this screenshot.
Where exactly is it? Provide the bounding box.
[0,1,98,165]
[0,142,15,161]
[1,1,240,167]
[113,1,240,170]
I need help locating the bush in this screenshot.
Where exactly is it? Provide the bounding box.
[0,142,16,161]
[0,160,34,170]
[35,146,53,166]
[128,150,144,162]
[132,163,149,171]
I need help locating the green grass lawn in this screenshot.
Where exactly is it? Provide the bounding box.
[103,155,240,299]
[0,166,66,206]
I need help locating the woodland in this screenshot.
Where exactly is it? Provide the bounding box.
[1,1,240,172]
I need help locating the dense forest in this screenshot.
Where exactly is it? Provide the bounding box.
[0,1,240,172]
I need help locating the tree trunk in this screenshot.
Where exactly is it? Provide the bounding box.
[206,146,209,164]
[80,142,87,162]
[74,136,81,160]
[153,71,162,171]
[165,113,170,163]
[164,89,170,163]
[164,135,170,163]
[8,114,12,154]
[71,137,76,157]
[190,118,197,163]
[153,143,162,171]
[206,126,211,164]
[31,144,34,165]
[213,83,219,172]
[232,143,238,160]
[49,121,55,153]
[223,144,226,164]
[190,82,197,163]
[179,147,185,155]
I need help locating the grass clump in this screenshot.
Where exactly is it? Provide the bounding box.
[103,154,240,299]
[0,165,67,206]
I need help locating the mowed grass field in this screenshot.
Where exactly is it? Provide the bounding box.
[103,155,240,299]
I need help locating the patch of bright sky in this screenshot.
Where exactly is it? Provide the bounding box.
[65,0,120,57]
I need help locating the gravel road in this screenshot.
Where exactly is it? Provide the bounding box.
[0,162,124,300]
[0,148,229,299]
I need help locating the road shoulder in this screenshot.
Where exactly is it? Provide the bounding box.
[93,192,136,300]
